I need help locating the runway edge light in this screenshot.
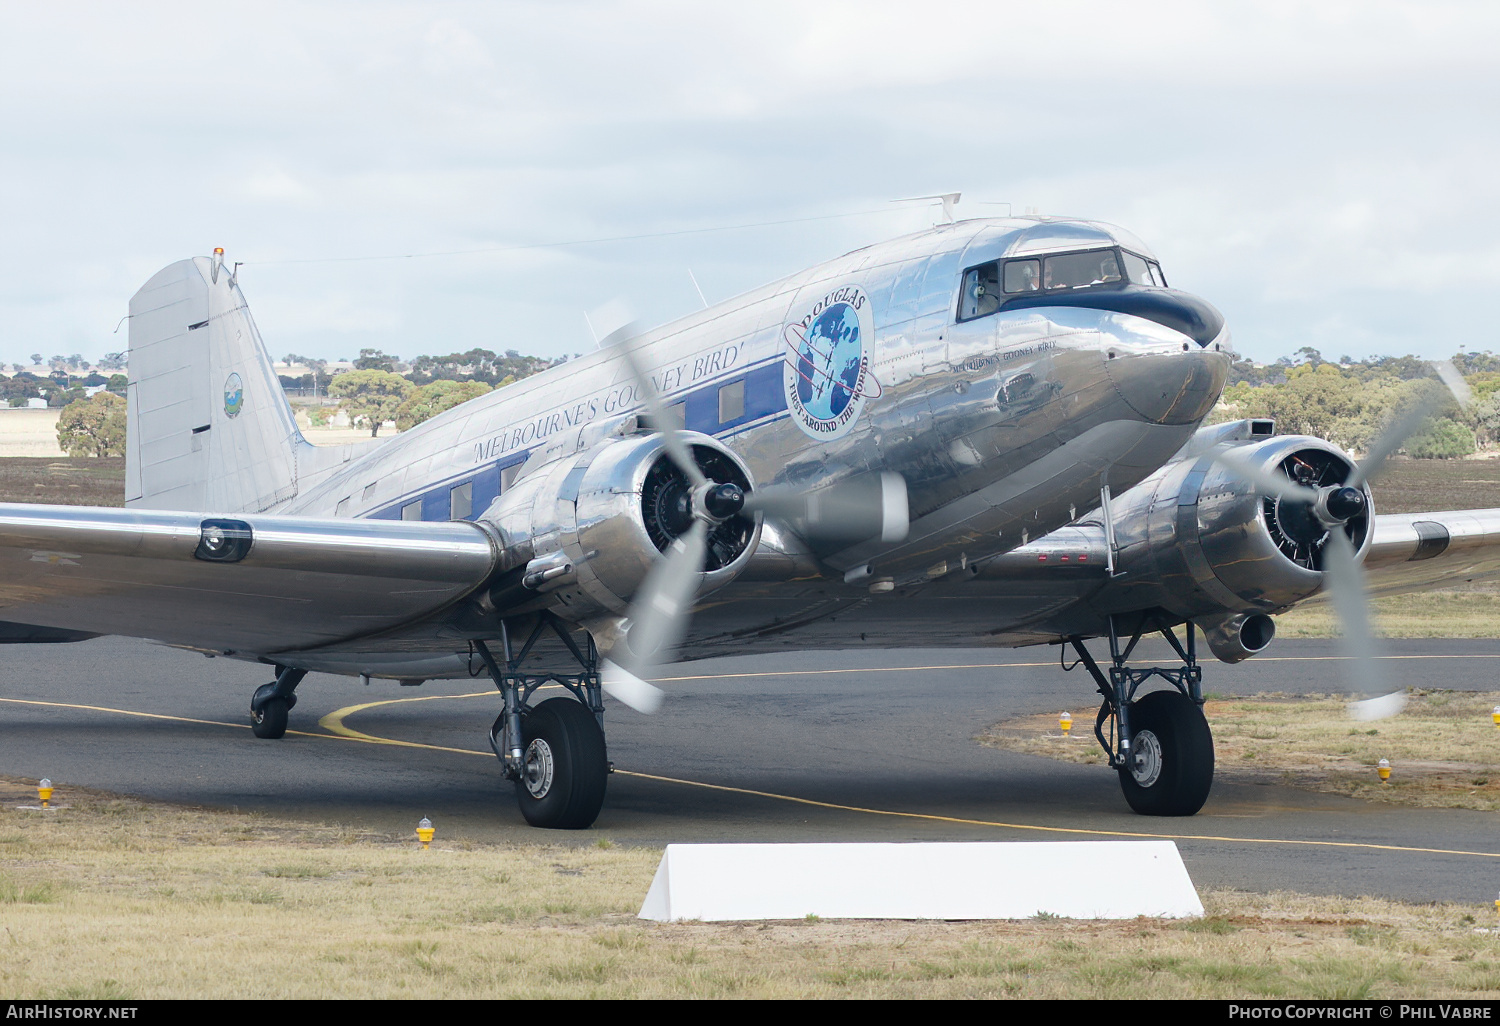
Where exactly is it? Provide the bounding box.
[1491,705,1499,728]
[37,779,52,808]
[1059,712,1073,736]
[416,817,434,850]
[1378,758,1391,783]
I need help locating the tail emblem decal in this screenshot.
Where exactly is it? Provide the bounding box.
[223,373,244,418]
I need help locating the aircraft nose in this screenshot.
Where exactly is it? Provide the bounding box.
[1003,285,1226,347]
[1105,341,1230,425]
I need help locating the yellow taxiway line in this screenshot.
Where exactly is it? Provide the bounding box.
[5,687,1500,862]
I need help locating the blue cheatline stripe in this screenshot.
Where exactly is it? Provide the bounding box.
[365,358,790,521]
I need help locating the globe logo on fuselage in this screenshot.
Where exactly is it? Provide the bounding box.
[782,284,880,440]
[223,373,244,418]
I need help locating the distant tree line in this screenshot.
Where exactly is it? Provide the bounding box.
[64,341,1488,459]
[1218,349,1500,459]
[281,346,566,435]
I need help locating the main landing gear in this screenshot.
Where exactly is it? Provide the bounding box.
[250,666,307,739]
[474,612,609,830]
[1063,616,1215,816]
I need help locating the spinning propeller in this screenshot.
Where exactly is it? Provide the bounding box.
[598,324,909,713]
[1212,363,1468,720]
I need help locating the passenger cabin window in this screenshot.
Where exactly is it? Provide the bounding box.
[450,481,472,521]
[718,380,744,423]
[402,500,422,521]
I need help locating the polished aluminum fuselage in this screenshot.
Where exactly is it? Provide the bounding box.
[287,218,1227,564]
[256,217,1233,675]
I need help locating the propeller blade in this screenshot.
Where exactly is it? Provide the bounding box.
[1346,362,1469,489]
[609,327,708,491]
[744,472,909,542]
[1322,526,1405,720]
[1348,691,1408,722]
[600,660,665,714]
[1347,399,1435,490]
[623,519,707,670]
[1212,446,1320,503]
[1433,359,1473,408]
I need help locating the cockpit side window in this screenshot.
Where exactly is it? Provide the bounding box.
[957,261,1002,321]
[1043,249,1122,290]
[1122,251,1152,285]
[1122,250,1168,288]
[1003,259,1040,294]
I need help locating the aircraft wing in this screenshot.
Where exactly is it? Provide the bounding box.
[0,503,499,654]
[1361,508,1500,596]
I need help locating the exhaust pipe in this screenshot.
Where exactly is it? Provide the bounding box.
[1197,613,1276,664]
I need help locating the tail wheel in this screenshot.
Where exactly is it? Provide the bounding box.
[251,698,290,740]
[514,698,608,829]
[1118,690,1214,816]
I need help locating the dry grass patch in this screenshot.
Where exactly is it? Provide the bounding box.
[4,779,1500,997]
[981,690,1500,810]
[0,456,125,507]
[1275,586,1500,639]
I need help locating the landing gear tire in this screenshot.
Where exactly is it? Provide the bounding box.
[251,698,290,740]
[1118,690,1214,817]
[514,697,608,830]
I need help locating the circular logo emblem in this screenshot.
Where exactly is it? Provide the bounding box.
[223,373,244,418]
[782,284,881,440]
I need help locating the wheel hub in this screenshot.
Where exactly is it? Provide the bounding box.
[1128,729,1163,787]
[523,737,556,799]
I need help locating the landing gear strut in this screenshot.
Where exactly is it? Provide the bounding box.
[250,665,307,740]
[1064,615,1214,816]
[474,612,609,830]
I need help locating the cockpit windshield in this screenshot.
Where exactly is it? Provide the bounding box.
[1044,250,1120,290]
[957,247,1166,322]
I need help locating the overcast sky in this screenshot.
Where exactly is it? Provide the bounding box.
[1,0,1496,367]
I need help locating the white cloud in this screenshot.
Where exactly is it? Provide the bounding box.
[0,1,1497,364]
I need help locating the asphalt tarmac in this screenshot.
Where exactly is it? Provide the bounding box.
[3,636,1500,904]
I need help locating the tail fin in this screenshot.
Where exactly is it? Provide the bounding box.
[126,257,307,512]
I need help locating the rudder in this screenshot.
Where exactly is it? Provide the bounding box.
[126,257,303,512]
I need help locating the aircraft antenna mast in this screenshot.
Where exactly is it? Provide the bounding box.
[891,192,962,224]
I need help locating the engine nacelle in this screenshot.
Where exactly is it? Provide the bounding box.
[1107,434,1373,624]
[479,431,760,620]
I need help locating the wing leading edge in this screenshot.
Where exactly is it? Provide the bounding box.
[1361,508,1500,595]
[0,503,498,655]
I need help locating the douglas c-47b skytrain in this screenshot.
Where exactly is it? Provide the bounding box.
[1,216,1496,828]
